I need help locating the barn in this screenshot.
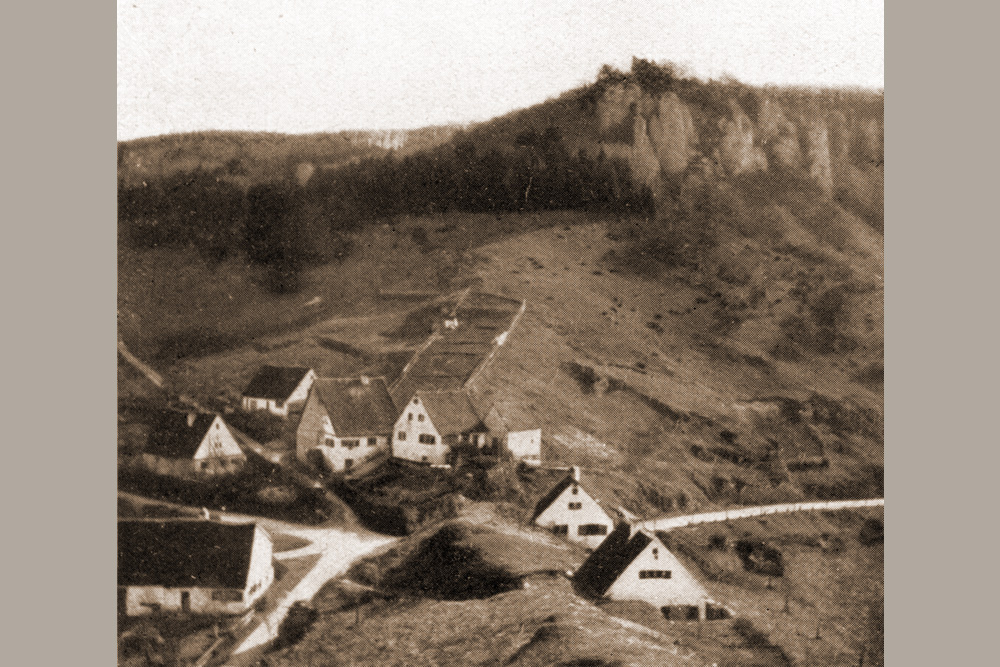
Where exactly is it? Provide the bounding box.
[139,411,246,479]
[295,376,397,473]
[118,520,274,617]
[241,366,316,417]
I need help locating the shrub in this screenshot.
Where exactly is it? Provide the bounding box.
[708,534,728,551]
[273,602,318,649]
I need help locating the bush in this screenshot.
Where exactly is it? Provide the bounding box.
[708,534,727,551]
[273,602,318,649]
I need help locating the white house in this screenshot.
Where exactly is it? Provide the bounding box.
[139,411,246,479]
[531,467,616,549]
[241,366,316,417]
[573,523,713,621]
[391,390,488,465]
[296,376,397,473]
[118,520,274,617]
[482,405,541,465]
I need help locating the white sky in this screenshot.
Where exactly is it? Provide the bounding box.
[117,0,883,141]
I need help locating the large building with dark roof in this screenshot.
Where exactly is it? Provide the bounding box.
[241,366,316,417]
[296,376,398,473]
[118,520,274,617]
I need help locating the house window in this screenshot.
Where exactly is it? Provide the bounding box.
[417,414,424,422]
[571,486,579,495]
[368,437,377,446]
[212,589,243,602]
[638,570,672,579]
[578,524,608,536]
[652,548,658,559]
[419,434,436,444]
[568,502,582,510]
[325,437,336,448]
[408,413,413,421]
[551,525,569,535]
[200,461,209,470]
[413,398,419,404]
[342,439,360,449]
[398,432,407,440]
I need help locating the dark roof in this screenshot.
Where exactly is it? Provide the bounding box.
[531,474,576,521]
[313,377,398,437]
[243,366,312,401]
[118,520,261,589]
[573,524,653,596]
[416,390,485,435]
[144,411,219,460]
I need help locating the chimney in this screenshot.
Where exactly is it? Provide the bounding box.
[571,465,581,482]
[360,375,370,386]
[187,413,196,427]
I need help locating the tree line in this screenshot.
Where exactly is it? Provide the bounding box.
[118,127,654,292]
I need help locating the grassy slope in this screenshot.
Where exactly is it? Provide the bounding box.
[267,509,791,667]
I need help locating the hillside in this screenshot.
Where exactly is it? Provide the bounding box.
[117,59,882,665]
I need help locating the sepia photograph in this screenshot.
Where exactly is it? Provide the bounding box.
[117,2,884,665]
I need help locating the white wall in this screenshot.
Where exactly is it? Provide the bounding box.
[192,417,246,475]
[244,525,275,608]
[506,429,541,462]
[391,396,450,465]
[534,482,615,549]
[315,435,388,472]
[241,396,288,417]
[604,535,709,616]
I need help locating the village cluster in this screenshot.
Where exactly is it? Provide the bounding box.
[119,296,723,628]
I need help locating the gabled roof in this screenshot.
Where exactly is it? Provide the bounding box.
[531,473,577,521]
[414,390,485,436]
[144,411,219,460]
[313,377,398,437]
[573,523,654,596]
[118,520,261,589]
[530,471,617,522]
[242,366,312,401]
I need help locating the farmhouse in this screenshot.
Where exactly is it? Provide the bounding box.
[118,520,274,617]
[392,390,488,465]
[531,467,616,549]
[482,405,541,465]
[139,411,246,479]
[296,376,397,473]
[241,366,316,417]
[573,523,713,620]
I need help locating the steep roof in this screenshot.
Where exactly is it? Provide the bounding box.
[531,473,576,521]
[118,520,261,589]
[313,377,398,437]
[573,523,654,596]
[143,411,219,460]
[530,471,618,522]
[415,390,485,436]
[243,366,312,401]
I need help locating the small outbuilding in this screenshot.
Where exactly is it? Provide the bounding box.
[296,376,397,473]
[482,405,541,465]
[531,467,616,549]
[241,366,316,417]
[139,411,246,479]
[391,390,488,465]
[573,522,712,620]
[118,520,274,617]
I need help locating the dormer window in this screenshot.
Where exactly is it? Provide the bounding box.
[652,548,659,559]
[417,414,424,422]
[571,486,578,495]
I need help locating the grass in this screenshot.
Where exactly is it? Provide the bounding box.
[665,508,884,667]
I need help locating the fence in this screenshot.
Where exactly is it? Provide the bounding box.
[636,498,884,533]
